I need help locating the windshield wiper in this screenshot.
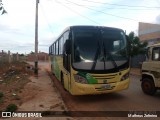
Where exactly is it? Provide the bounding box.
[91,41,101,70]
[102,42,106,69]
[103,42,119,71]
[106,51,118,71]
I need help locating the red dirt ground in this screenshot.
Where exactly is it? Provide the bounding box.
[0,62,34,111]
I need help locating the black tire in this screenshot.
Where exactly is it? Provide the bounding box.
[141,78,157,95]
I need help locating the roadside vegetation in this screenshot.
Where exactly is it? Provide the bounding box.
[126,31,148,57]
[0,61,34,111]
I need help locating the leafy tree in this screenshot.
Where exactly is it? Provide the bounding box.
[126,31,148,57]
[19,54,25,56]
[0,1,7,15]
[30,51,35,55]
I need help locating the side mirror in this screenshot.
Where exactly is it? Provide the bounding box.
[65,40,71,54]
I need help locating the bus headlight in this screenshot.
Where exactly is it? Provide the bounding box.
[121,72,129,81]
[74,75,88,84]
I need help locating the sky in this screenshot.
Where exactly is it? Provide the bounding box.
[0,0,160,54]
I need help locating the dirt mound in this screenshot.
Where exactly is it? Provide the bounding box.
[0,62,34,111]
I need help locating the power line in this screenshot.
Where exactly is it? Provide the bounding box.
[39,4,54,34]
[63,1,159,11]
[53,0,100,25]
[65,0,139,22]
[80,0,160,8]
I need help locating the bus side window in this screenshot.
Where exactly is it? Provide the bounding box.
[63,31,70,72]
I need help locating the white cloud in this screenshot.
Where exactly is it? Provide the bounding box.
[0,0,160,54]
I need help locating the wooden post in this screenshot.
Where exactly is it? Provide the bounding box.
[16,52,19,61]
[1,50,4,63]
[8,50,11,63]
[34,0,39,75]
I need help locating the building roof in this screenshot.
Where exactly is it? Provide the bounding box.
[149,43,160,47]
[139,22,160,41]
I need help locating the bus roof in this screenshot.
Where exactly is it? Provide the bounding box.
[67,25,123,31]
[148,43,160,48]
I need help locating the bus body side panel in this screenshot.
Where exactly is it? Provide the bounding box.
[69,68,130,95]
[53,56,62,81]
[53,55,70,91]
[63,69,70,91]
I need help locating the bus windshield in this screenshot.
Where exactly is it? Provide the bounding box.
[72,28,129,72]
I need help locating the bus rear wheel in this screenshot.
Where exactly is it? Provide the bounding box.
[141,78,157,95]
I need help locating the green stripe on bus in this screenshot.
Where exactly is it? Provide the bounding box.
[77,72,98,84]
[54,57,60,80]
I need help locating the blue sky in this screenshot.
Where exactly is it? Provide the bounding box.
[0,0,160,54]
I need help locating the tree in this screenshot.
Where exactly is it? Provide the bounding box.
[19,54,25,56]
[30,51,35,55]
[126,31,148,57]
[0,1,7,15]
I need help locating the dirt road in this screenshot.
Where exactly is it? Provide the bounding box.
[3,62,159,120]
[47,61,160,120]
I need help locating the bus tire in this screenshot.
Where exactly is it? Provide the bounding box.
[141,78,157,95]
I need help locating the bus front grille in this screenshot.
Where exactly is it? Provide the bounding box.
[91,74,118,84]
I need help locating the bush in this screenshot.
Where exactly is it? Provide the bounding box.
[0,92,4,98]
[5,104,18,112]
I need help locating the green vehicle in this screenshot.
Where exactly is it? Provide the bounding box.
[141,43,160,95]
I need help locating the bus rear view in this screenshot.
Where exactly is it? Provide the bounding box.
[49,26,130,95]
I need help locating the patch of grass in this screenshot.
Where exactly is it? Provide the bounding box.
[0,98,4,104]
[5,104,18,112]
[0,92,4,98]
[0,92,4,104]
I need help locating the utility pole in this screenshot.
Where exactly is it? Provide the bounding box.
[35,0,39,75]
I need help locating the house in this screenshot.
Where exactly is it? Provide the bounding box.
[139,22,160,45]
[27,52,49,61]
[131,22,160,67]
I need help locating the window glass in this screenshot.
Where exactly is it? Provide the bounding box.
[103,31,127,61]
[145,47,150,60]
[58,41,59,55]
[152,47,160,61]
[56,42,58,55]
[49,46,51,54]
[64,31,69,44]
[72,28,129,71]
[53,43,55,55]
[59,36,63,54]
[52,44,54,54]
[73,29,99,62]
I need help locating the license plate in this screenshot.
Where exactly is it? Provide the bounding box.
[101,84,111,89]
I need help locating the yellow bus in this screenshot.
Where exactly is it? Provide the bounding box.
[49,26,130,95]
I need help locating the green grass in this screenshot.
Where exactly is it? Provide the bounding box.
[0,98,4,104]
[0,92,4,98]
[5,104,18,112]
